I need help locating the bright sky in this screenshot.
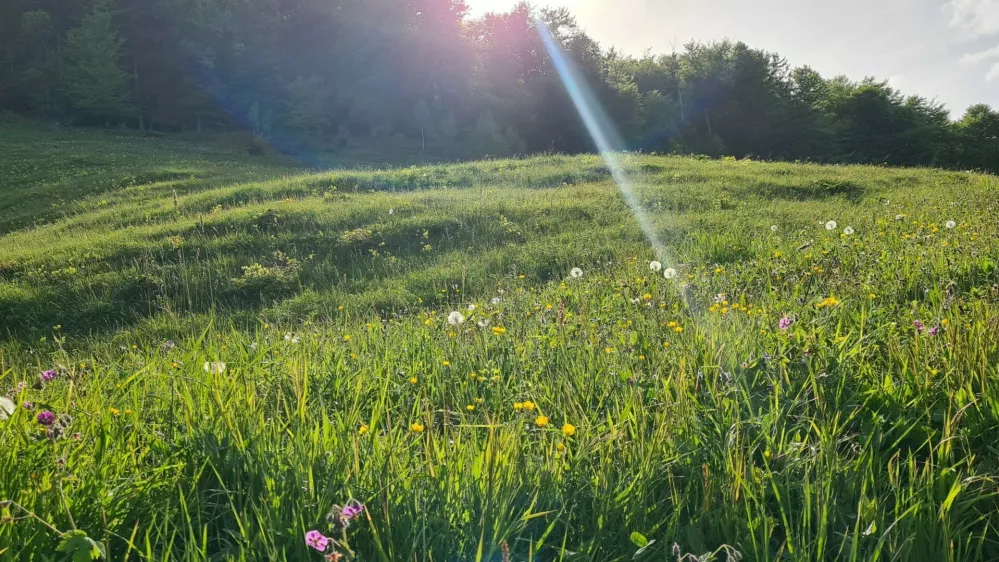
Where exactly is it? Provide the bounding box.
[466,0,999,116]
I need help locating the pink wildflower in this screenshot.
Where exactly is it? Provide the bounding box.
[305,530,330,552]
[36,411,56,426]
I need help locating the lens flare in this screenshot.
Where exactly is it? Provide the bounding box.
[536,22,674,270]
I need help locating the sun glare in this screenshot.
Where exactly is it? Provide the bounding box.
[464,0,525,15]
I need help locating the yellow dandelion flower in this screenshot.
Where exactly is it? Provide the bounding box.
[556,442,566,452]
[466,404,476,412]
[359,424,370,435]
[110,408,121,416]
[522,400,536,411]
[409,376,418,385]
[561,423,576,437]
[443,360,450,367]
[410,422,425,433]
[535,415,550,428]
[605,347,614,354]
[513,402,524,411]
[674,326,683,333]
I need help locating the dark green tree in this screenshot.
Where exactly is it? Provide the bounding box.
[63,6,132,124]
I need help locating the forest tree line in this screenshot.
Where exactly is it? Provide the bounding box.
[1,0,997,172]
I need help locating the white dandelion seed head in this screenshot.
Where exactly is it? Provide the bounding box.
[946,221,956,229]
[477,318,491,328]
[771,225,778,232]
[448,311,465,326]
[467,304,476,311]
[203,361,227,374]
[825,220,838,231]
[291,336,300,344]
[284,332,293,341]
[843,226,855,235]
[663,268,678,279]
[649,261,663,273]
[570,267,584,279]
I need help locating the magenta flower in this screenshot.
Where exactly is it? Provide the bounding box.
[36,410,56,426]
[22,401,34,411]
[914,320,925,333]
[305,530,330,552]
[779,317,792,331]
[342,502,364,520]
[928,326,940,336]
[40,370,58,382]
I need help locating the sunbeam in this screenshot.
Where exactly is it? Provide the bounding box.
[535,21,675,271]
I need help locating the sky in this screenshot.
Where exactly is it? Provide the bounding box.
[465,0,999,116]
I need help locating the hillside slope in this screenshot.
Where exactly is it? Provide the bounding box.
[2,128,999,561]
[2,127,995,342]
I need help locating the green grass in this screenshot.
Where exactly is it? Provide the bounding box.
[1,126,998,561]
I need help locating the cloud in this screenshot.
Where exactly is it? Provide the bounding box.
[945,0,999,37]
[960,44,999,63]
[988,61,999,80]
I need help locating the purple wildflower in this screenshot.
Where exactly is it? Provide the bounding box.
[928,326,939,336]
[342,502,364,520]
[36,410,56,426]
[305,530,330,552]
[40,370,58,382]
[22,401,34,410]
[779,316,792,331]
[914,320,925,333]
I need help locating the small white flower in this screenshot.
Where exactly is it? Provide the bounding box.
[825,220,838,231]
[448,311,465,326]
[250,342,258,350]
[663,268,678,279]
[477,318,491,328]
[284,332,293,341]
[570,267,583,278]
[388,209,394,215]
[203,361,227,374]
[490,297,502,305]
[630,298,640,304]
[843,226,855,235]
[771,225,778,232]
[946,220,956,229]
[467,304,476,311]
[649,261,662,273]
[895,214,905,221]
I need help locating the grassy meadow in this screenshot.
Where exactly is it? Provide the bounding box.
[1,125,999,561]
